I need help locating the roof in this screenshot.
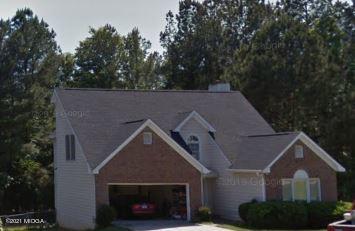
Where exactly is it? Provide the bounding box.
[54,88,274,169]
[230,132,345,172]
[230,132,300,170]
[92,119,211,174]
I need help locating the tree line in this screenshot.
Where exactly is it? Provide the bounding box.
[0,0,354,213]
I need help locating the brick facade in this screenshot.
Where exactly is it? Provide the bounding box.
[265,140,337,201]
[95,128,202,218]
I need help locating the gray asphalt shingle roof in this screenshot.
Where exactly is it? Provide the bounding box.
[55,88,283,170]
[231,132,300,170]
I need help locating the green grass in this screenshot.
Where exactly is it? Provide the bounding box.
[201,220,326,231]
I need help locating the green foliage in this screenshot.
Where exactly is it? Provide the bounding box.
[307,201,352,228]
[0,0,354,214]
[238,202,254,222]
[241,201,352,229]
[160,0,272,89]
[96,205,117,228]
[161,0,354,200]
[246,201,308,229]
[0,8,58,213]
[70,25,163,89]
[196,206,212,221]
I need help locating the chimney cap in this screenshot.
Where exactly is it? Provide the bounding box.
[208,82,231,92]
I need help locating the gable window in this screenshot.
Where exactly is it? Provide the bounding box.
[295,145,304,158]
[282,170,321,202]
[187,135,199,160]
[65,134,75,160]
[143,132,152,145]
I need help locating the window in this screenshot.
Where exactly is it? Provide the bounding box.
[309,179,320,201]
[187,135,199,160]
[65,134,75,160]
[143,132,152,145]
[282,170,321,202]
[294,179,307,201]
[282,179,292,201]
[295,145,304,158]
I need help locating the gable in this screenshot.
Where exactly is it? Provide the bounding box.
[174,111,216,132]
[268,140,335,175]
[97,127,203,180]
[92,119,211,174]
[264,133,345,173]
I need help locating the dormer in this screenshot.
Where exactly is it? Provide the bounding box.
[173,111,216,133]
[173,111,216,166]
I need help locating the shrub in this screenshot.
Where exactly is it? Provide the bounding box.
[246,201,308,229]
[96,205,117,228]
[307,201,352,228]
[238,202,253,222]
[196,206,212,221]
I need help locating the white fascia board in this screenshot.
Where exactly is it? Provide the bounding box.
[173,111,216,132]
[263,132,346,173]
[298,132,345,172]
[227,169,263,173]
[93,119,211,175]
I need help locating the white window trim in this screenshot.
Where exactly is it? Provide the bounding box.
[295,145,304,158]
[143,132,153,145]
[186,134,200,160]
[92,119,210,174]
[282,177,321,202]
[174,111,216,132]
[263,132,345,173]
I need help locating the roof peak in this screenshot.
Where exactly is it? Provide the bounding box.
[55,87,240,93]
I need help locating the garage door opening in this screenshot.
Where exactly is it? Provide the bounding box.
[108,184,189,220]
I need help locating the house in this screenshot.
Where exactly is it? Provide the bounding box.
[51,83,345,230]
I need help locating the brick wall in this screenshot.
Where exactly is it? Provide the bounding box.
[95,128,202,218]
[265,140,338,201]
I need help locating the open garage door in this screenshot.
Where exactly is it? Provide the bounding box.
[108,184,189,220]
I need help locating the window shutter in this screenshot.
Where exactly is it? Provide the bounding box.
[70,135,75,160]
[65,135,70,160]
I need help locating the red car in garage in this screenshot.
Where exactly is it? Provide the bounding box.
[131,202,156,216]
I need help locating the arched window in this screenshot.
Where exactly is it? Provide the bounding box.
[187,135,200,160]
[282,170,320,202]
[293,170,308,201]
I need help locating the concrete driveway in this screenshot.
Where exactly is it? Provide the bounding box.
[113,219,231,231]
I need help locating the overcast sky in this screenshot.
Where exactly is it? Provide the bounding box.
[0,0,182,53]
[0,0,351,54]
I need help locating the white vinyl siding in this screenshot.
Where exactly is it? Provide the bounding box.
[65,134,75,160]
[54,98,96,230]
[179,117,264,220]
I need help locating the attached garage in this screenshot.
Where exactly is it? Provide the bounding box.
[108,184,189,220]
[94,127,209,221]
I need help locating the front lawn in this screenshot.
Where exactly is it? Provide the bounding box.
[202,220,326,231]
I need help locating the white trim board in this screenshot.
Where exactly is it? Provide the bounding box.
[174,111,216,132]
[263,132,345,173]
[107,183,191,221]
[93,119,211,175]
